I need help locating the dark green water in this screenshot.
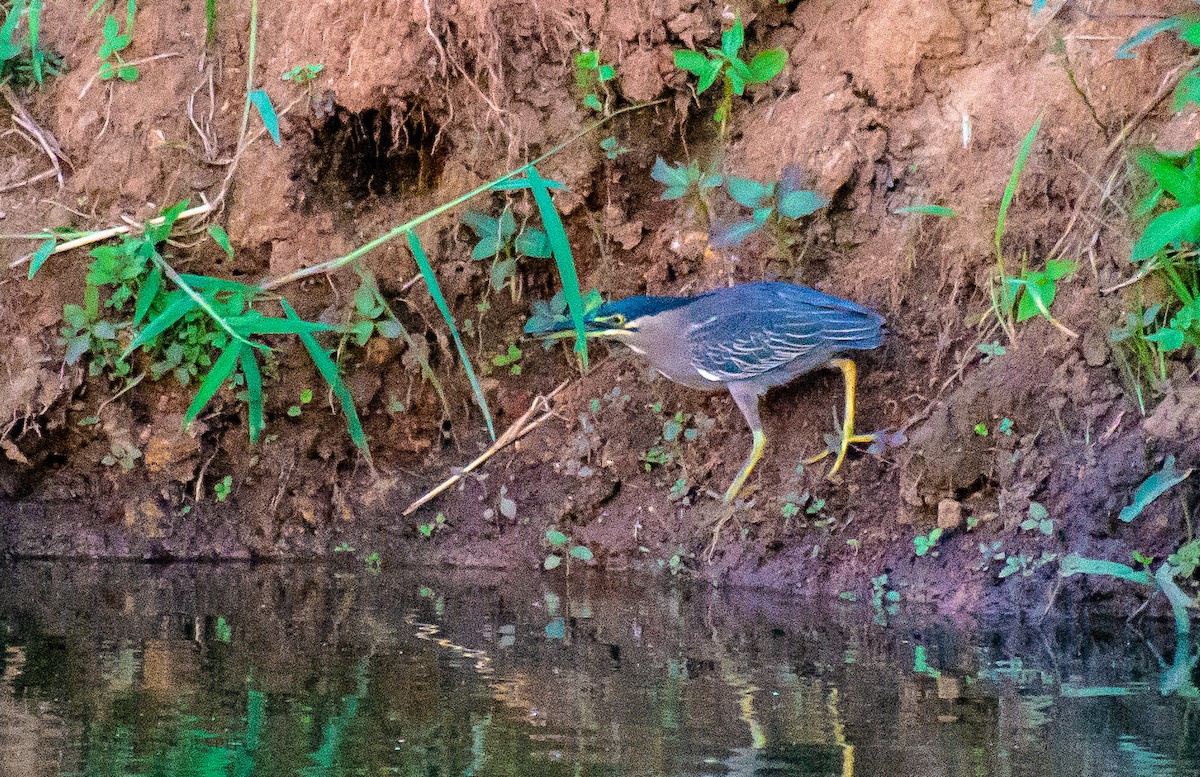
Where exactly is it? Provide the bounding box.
[0,561,1196,777]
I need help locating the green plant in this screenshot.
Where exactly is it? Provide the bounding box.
[525,288,603,337]
[333,541,355,552]
[0,0,58,88]
[100,440,141,471]
[990,116,1078,340]
[418,512,446,538]
[977,341,1006,363]
[97,0,137,82]
[1119,455,1193,523]
[974,422,989,437]
[214,474,232,501]
[651,158,723,226]
[713,165,828,248]
[543,528,593,571]
[673,15,787,127]
[895,204,957,218]
[1020,501,1054,535]
[1111,303,1169,409]
[461,204,552,303]
[282,62,322,84]
[870,573,900,623]
[1116,14,1200,111]
[599,136,628,160]
[287,388,313,417]
[364,551,382,573]
[32,201,371,461]
[914,527,943,557]
[491,344,523,375]
[574,49,615,113]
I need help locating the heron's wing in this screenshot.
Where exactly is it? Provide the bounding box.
[687,303,880,382]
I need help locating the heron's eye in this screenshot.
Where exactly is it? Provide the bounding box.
[612,314,626,326]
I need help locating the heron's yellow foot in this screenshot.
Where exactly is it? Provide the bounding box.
[723,428,766,503]
[804,358,875,479]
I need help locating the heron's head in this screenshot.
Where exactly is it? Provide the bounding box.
[529,295,695,341]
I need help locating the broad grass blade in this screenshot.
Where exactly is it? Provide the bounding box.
[525,164,589,369]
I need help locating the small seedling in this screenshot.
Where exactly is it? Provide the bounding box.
[974,423,989,437]
[214,474,232,501]
[524,288,604,338]
[1002,259,1077,329]
[895,204,956,218]
[1019,501,1054,535]
[673,16,787,126]
[543,528,593,571]
[98,0,137,82]
[282,63,323,84]
[650,158,723,226]
[491,343,523,376]
[288,388,313,417]
[461,207,550,301]
[100,440,141,471]
[997,417,1014,436]
[978,341,1006,363]
[712,164,828,248]
[574,49,616,113]
[976,540,1006,571]
[599,136,628,160]
[364,552,382,573]
[418,512,447,538]
[870,573,900,623]
[914,527,943,557]
[333,541,355,552]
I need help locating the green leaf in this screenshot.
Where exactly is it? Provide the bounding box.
[27,238,55,279]
[777,190,828,219]
[1173,69,1200,111]
[710,220,761,248]
[526,165,589,370]
[747,49,787,83]
[721,18,744,59]
[375,319,402,338]
[406,230,494,440]
[227,313,336,335]
[281,298,372,461]
[102,14,118,41]
[583,93,603,111]
[1115,18,1185,59]
[248,89,281,145]
[696,59,722,94]
[124,292,198,357]
[98,61,115,80]
[575,50,599,69]
[184,342,240,425]
[1132,204,1200,260]
[239,344,264,443]
[132,266,162,326]
[725,176,771,207]
[996,115,1042,258]
[543,555,562,570]
[673,49,710,76]
[515,228,551,258]
[569,545,593,561]
[117,65,138,81]
[1146,326,1186,351]
[895,204,957,217]
[650,157,690,190]
[208,224,233,257]
[1059,553,1153,585]
[597,64,615,81]
[546,529,568,547]
[1136,150,1198,206]
[1118,455,1193,523]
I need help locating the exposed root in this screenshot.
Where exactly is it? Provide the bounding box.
[1,84,69,189]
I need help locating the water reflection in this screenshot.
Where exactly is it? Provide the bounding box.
[0,561,1196,776]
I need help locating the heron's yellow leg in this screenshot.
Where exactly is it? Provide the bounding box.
[804,358,876,478]
[724,429,766,503]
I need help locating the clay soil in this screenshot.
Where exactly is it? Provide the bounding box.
[2,0,1199,617]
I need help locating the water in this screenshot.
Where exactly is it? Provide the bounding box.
[0,561,1196,777]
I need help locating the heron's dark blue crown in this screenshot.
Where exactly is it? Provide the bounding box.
[595,295,698,322]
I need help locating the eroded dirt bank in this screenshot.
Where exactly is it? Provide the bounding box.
[2,0,1198,616]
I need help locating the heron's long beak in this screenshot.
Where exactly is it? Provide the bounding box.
[528,315,636,342]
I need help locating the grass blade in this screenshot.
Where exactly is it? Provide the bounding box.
[184,342,241,425]
[1118,455,1193,523]
[524,164,589,369]
[132,265,162,326]
[280,298,372,461]
[239,343,264,443]
[26,238,55,279]
[248,89,281,145]
[895,204,957,218]
[995,115,1042,265]
[123,291,196,357]
[226,314,337,335]
[406,230,495,440]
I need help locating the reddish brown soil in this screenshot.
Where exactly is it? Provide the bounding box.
[2,0,1198,617]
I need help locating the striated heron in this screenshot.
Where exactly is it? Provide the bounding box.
[537,282,885,503]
